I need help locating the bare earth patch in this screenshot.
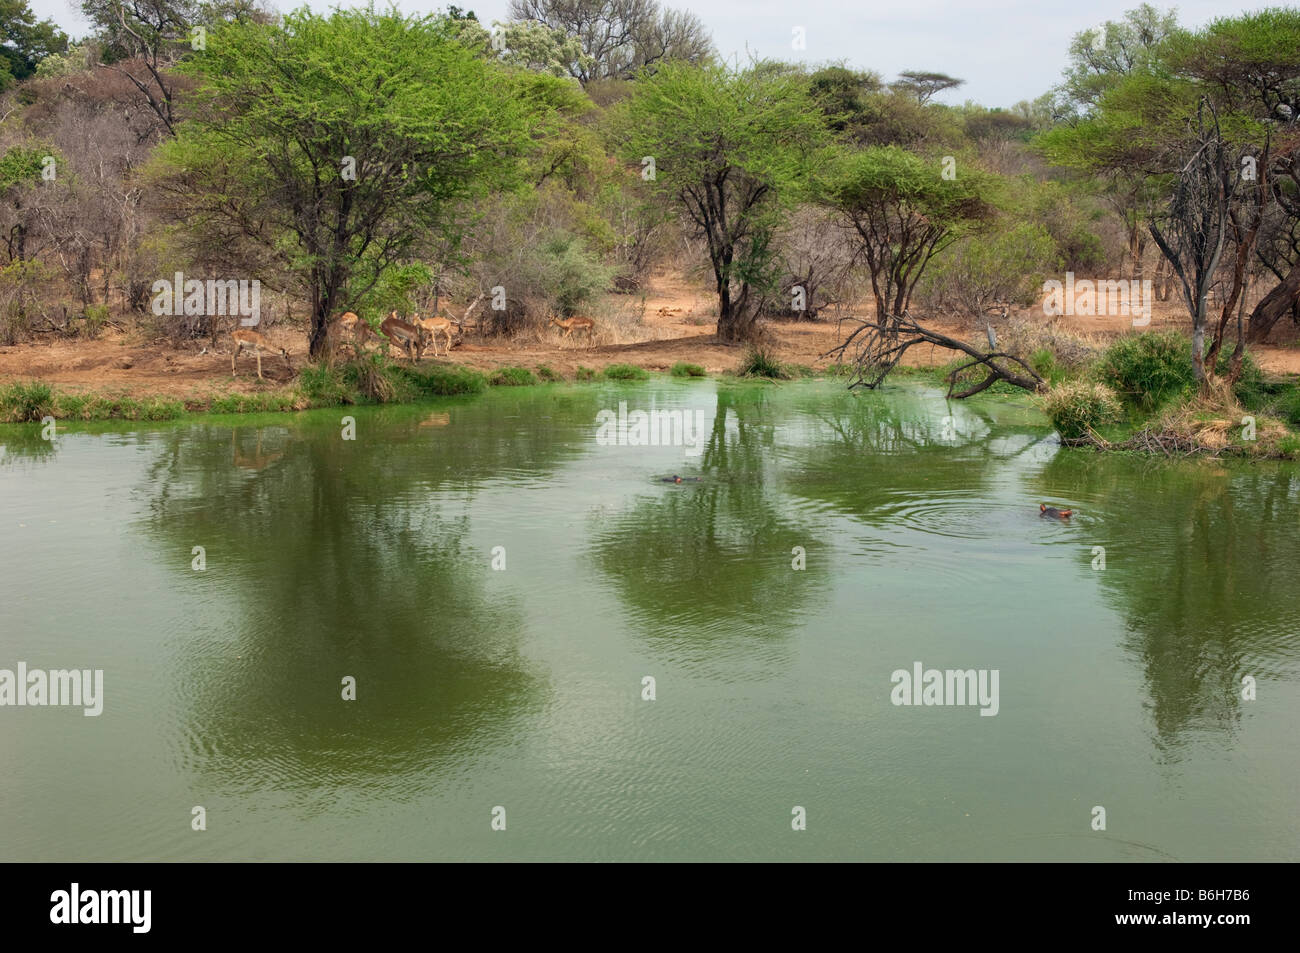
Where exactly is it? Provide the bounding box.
[3,273,1299,396]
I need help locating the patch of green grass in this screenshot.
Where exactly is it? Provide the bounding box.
[737,345,789,379]
[535,364,563,382]
[488,366,537,386]
[1278,434,1300,458]
[0,380,54,422]
[209,392,298,414]
[575,365,597,381]
[296,362,354,406]
[1,381,191,422]
[397,364,488,396]
[603,363,649,380]
[1030,347,1068,385]
[669,362,706,378]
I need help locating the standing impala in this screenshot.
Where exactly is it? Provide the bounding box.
[550,315,595,342]
[329,311,373,352]
[379,311,424,362]
[412,312,458,357]
[231,328,290,380]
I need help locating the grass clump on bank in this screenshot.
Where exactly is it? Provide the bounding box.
[488,366,537,386]
[670,361,706,378]
[1038,381,1122,440]
[536,364,563,382]
[0,380,54,422]
[737,344,789,379]
[603,363,649,380]
[575,365,597,381]
[1,380,186,422]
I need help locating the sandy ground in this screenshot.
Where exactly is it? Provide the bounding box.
[3,272,1299,398]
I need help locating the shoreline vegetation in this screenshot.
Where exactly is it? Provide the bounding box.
[4,333,1300,460]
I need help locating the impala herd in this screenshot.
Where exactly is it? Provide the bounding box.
[229,306,598,379]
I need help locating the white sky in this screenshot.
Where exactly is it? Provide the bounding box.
[28,0,1261,108]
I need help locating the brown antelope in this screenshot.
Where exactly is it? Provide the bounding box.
[231,328,290,380]
[329,311,373,353]
[413,312,458,357]
[379,311,424,362]
[550,315,595,342]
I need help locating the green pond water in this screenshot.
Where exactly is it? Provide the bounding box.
[1,379,1297,862]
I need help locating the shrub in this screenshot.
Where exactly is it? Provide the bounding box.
[737,345,788,379]
[1039,381,1122,439]
[917,222,1060,316]
[1094,332,1195,410]
[603,363,649,380]
[536,364,563,382]
[575,365,597,381]
[670,362,706,378]
[489,366,537,386]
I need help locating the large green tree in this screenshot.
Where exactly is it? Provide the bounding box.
[618,60,826,341]
[158,6,559,355]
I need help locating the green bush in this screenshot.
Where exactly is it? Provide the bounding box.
[1094,332,1196,410]
[737,345,788,379]
[488,366,537,386]
[1039,381,1122,439]
[1278,434,1300,458]
[536,364,563,382]
[603,363,649,380]
[670,362,706,378]
[575,365,597,381]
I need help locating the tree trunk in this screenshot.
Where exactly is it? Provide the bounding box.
[1246,259,1300,342]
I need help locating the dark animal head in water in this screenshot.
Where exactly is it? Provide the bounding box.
[1040,503,1073,519]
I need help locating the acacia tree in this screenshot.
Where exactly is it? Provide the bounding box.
[820,146,997,324]
[619,60,826,341]
[507,0,711,83]
[157,7,556,355]
[1038,5,1180,282]
[1159,8,1300,342]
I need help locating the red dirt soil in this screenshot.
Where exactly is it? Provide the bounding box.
[2,271,1299,398]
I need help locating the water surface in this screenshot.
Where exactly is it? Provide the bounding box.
[2,380,1297,861]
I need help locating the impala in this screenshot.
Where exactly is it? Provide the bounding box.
[329,311,372,352]
[550,315,595,341]
[413,313,458,357]
[231,328,290,380]
[379,311,424,362]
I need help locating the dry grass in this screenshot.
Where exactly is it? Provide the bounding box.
[991,315,1102,368]
[1122,384,1289,457]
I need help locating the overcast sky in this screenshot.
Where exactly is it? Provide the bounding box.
[29,0,1259,107]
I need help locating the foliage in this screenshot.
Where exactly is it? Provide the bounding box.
[1039,380,1123,439]
[602,363,648,380]
[1094,331,1196,409]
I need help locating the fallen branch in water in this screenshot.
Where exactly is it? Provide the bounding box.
[822,310,1046,397]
